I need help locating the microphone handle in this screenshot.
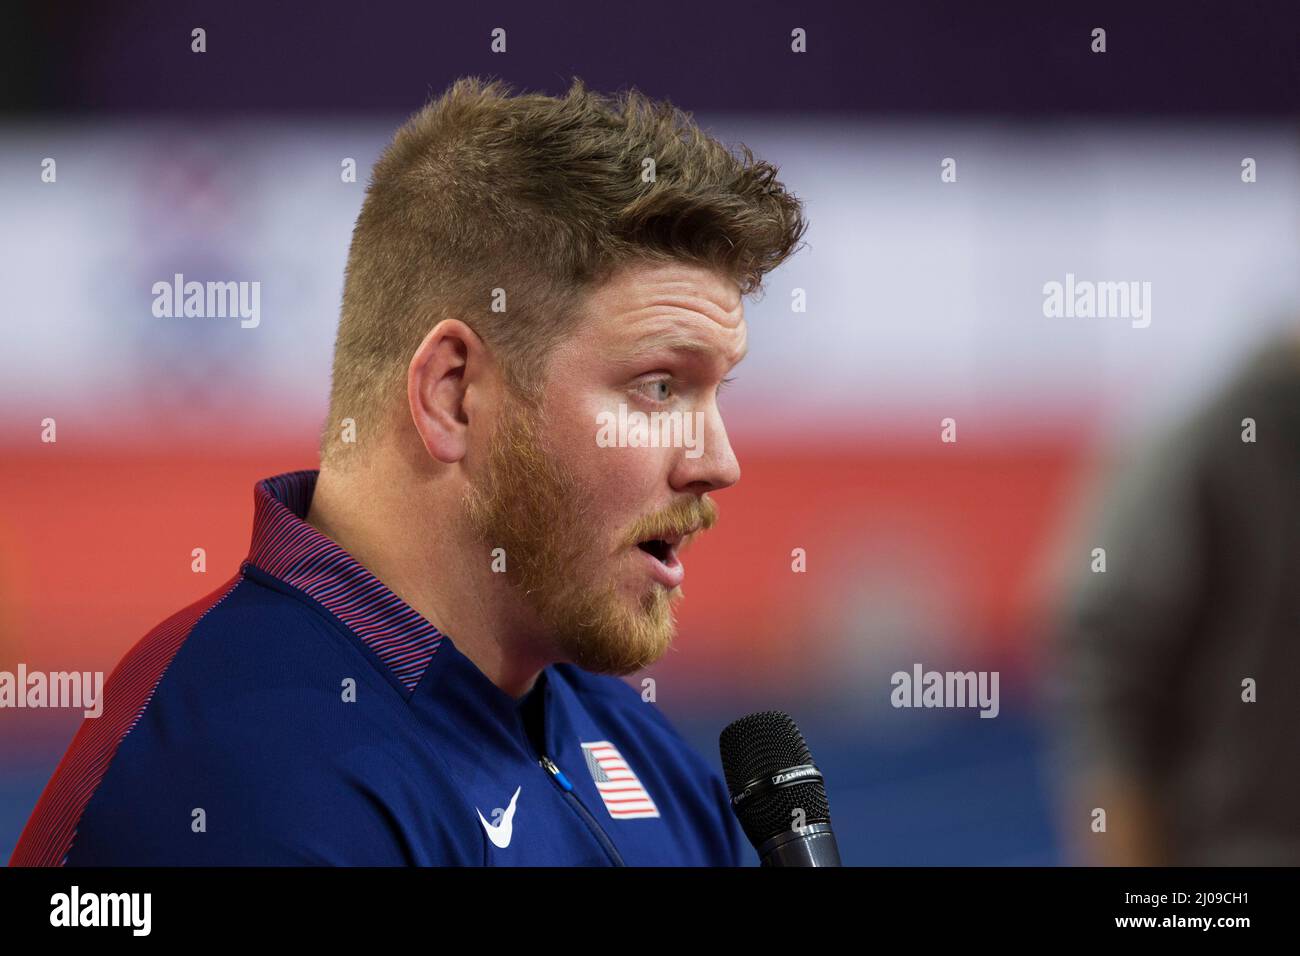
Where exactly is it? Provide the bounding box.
[757,823,842,866]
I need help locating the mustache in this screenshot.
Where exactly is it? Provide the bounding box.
[623,496,719,547]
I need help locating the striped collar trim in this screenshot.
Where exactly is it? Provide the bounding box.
[243,469,444,693]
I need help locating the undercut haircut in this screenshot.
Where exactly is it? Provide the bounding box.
[322,74,808,467]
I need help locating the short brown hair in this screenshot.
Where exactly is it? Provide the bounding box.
[321,75,808,466]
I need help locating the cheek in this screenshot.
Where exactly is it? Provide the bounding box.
[570,444,674,540]
[572,442,666,500]
[553,393,671,516]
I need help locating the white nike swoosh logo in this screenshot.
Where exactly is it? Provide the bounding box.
[476,785,522,849]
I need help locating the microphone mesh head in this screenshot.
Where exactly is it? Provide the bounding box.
[719,711,831,847]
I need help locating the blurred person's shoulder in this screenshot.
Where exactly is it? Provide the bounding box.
[1058,336,1299,603]
[1206,330,1300,433]
[1087,329,1300,588]
[1183,330,1300,486]
[1111,330,1300,498]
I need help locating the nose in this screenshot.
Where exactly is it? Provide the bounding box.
[668,400,741,494]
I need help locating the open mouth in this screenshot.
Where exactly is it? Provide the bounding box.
[636,538,675,562]
[633,530,696,589]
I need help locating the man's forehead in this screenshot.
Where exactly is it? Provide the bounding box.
[583,262,747,360]
[620,321,749,366]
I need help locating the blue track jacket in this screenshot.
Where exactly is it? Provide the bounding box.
[11,471,750,866]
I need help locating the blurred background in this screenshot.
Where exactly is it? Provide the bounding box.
[1,1,1297,864]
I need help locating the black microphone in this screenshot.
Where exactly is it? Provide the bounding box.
[719,710,842,866]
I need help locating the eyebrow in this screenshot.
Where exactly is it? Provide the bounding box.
[627,334,748,367]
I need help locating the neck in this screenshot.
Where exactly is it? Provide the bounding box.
[305,454,551,701]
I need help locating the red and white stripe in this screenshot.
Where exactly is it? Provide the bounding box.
[581,740,660,820]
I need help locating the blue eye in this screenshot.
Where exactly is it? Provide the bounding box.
[639,379,673,402]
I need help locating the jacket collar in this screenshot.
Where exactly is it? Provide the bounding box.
[242,469,446,694]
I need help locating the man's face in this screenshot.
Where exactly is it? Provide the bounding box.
[463,260,746,675]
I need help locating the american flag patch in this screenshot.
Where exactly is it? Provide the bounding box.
[580,740,660,819]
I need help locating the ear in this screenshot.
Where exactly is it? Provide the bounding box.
[407,319,490,463]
